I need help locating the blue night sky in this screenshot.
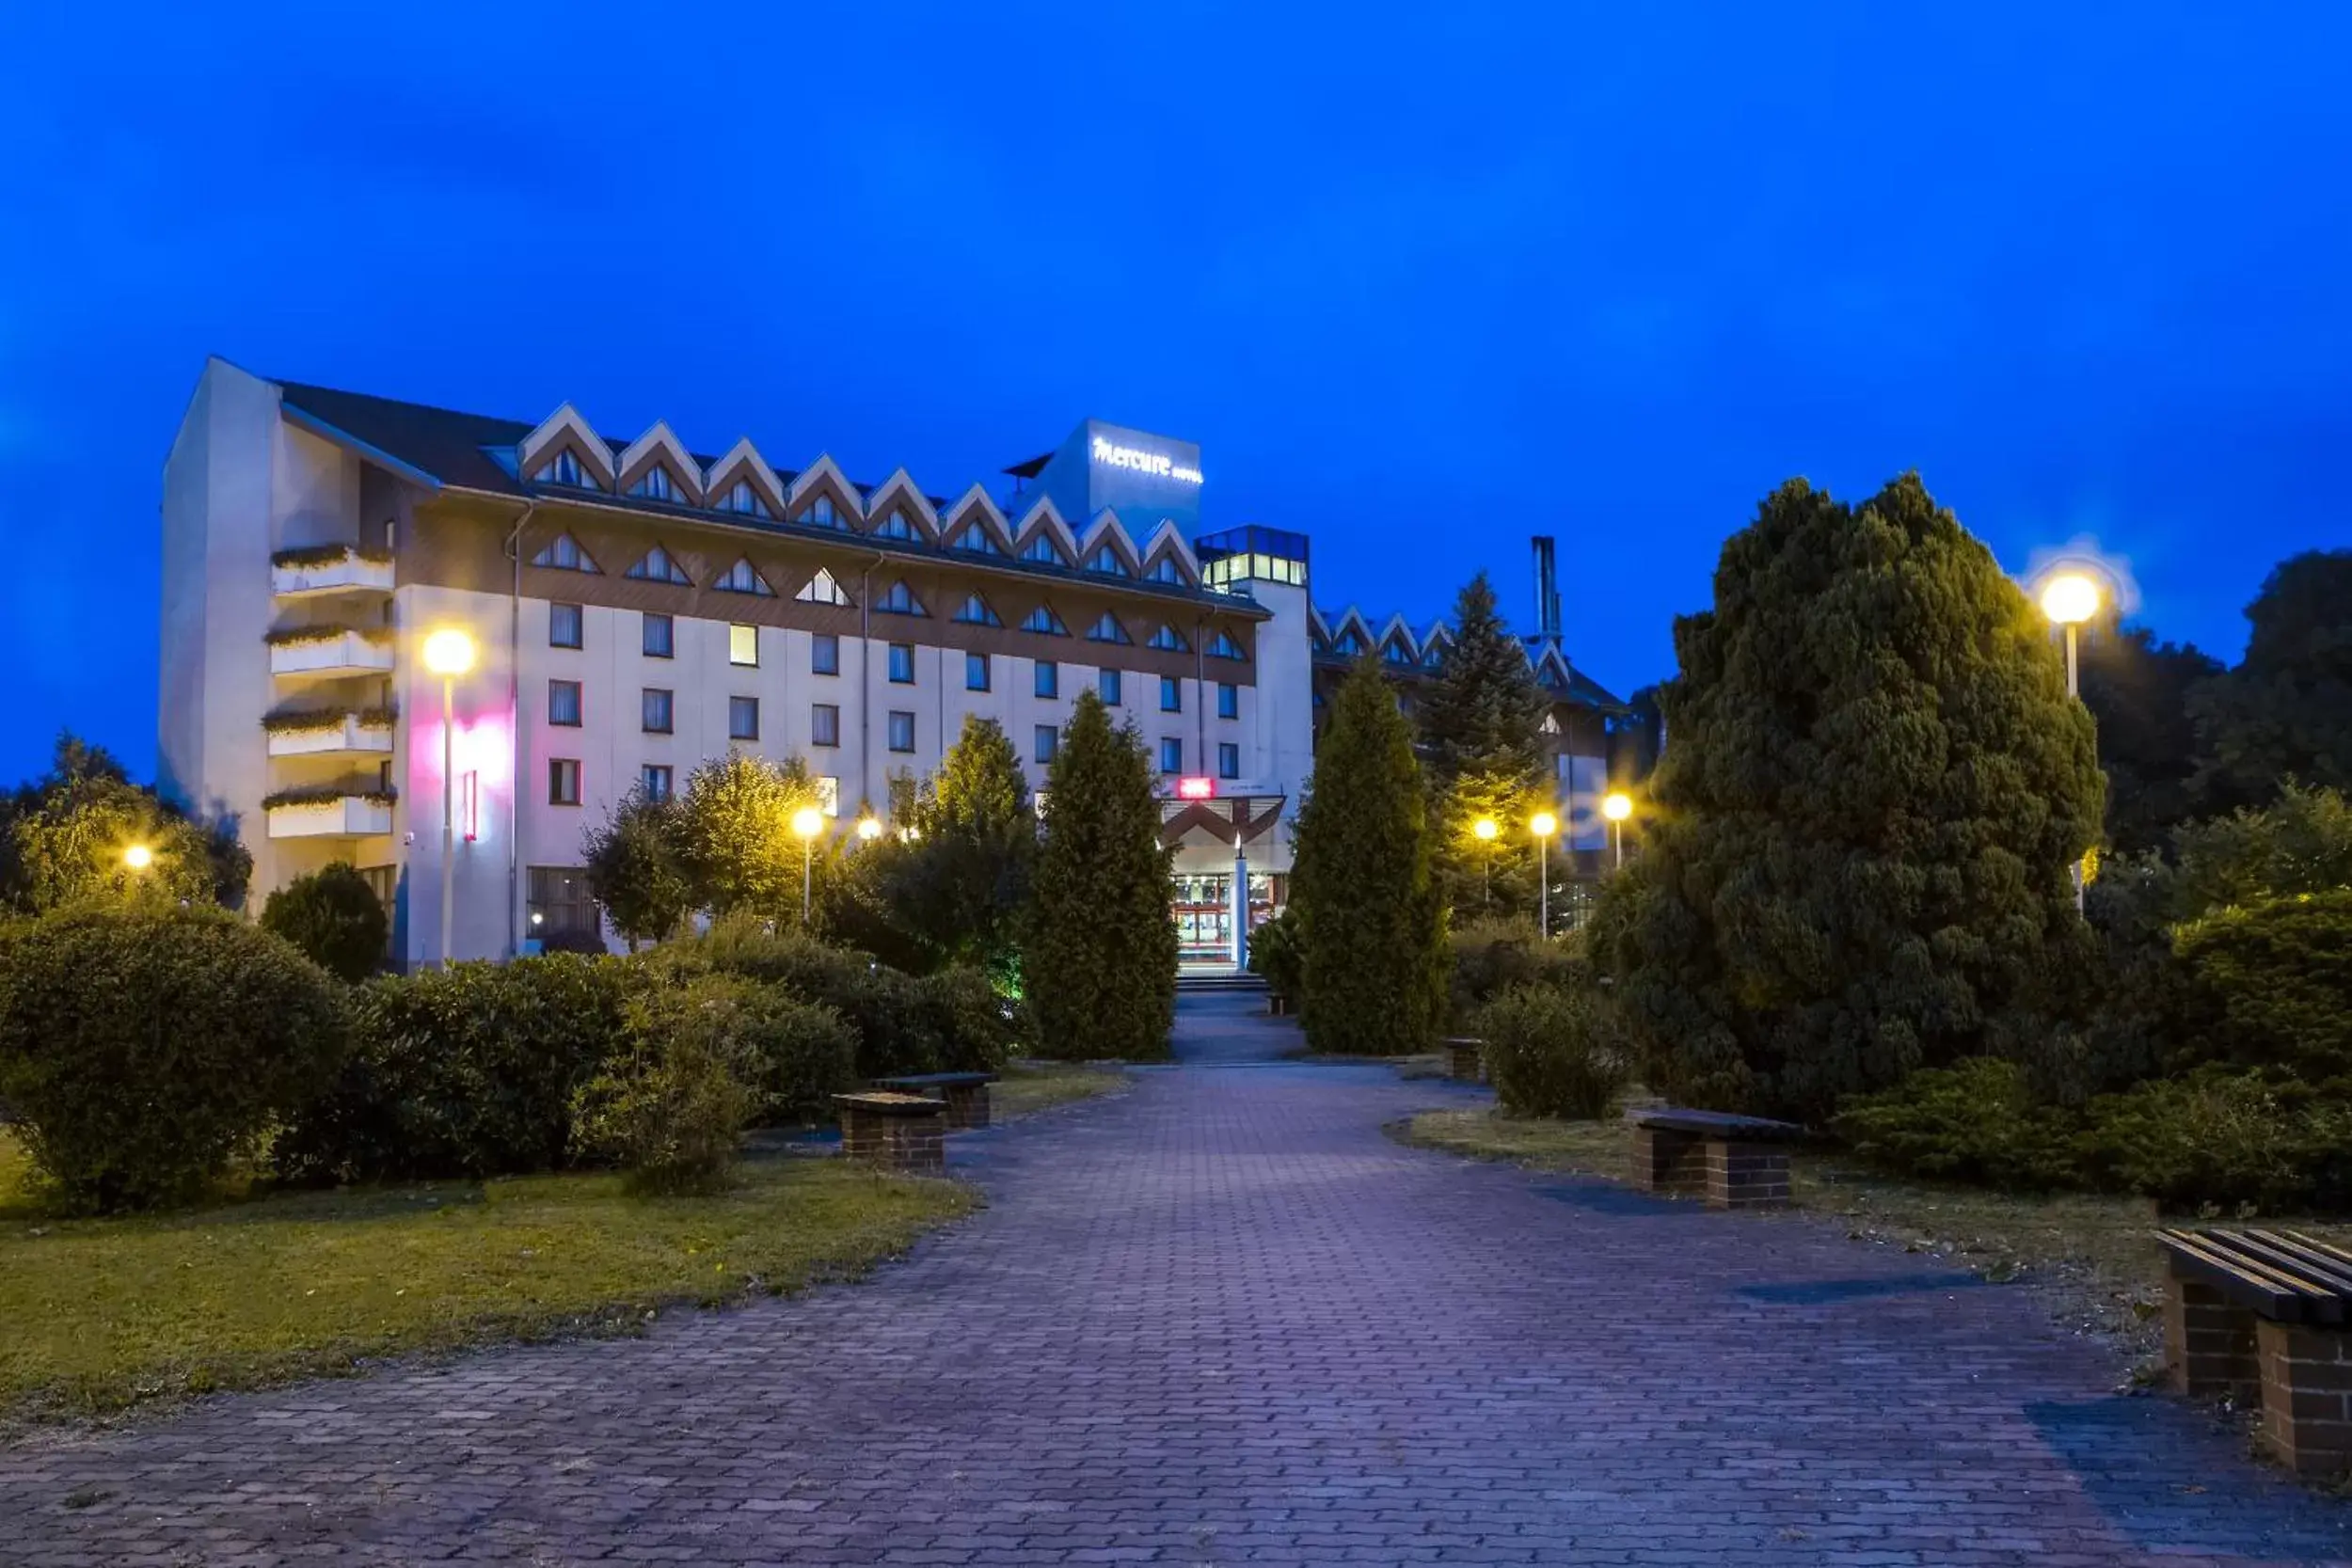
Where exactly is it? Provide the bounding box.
[2,3,2346,787]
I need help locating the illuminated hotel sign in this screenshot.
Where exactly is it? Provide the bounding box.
[1092,436,1202,486]
[1175,776,1216,800]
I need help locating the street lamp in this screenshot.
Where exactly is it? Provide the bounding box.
[1529,810,1558,937]
[791,805,825,924]
[122,843,153,872]
[854,814,882,843]
[1472,816,1499,912]
[1602,791,1632,871]
[2039,570,2102,913]
[421,626,477,966]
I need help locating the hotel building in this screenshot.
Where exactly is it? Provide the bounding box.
[159,357,1625,970]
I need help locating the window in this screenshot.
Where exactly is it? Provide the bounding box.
[642,688,674,734]
[1022,534,1069,565]
[527,865,598,942]
[729,695,759,741]
[533,451,601,491]
[797,568,853,607]
[888,643,914,684]
[1035,724,1058,765]
[1148,555,1187,584]
[876,579,926,616]
[1100,669,1122,705]
[723,477,771,518]
[812,633,839,675]
[817,776,841,816]
[713,558,773,595]
[888,710,916,752]
[642,764,673,801]
[1207,630,1246,660]
[1148,624,1188,653]
[1160,675,1182,713]
[953,593,1001,626]
[1086,543,1130,577]
[1384,638,1413,667]
[531,532,599,572]
[628,466,676,502]
[872,511,917,541]
[812,703,840,748]
[966,652,991,691]
[548,757,581,805]
[952,525,1002,555]
[1217,682,1239,720]
[626,546,691,585]
[1021,605,1069,636]
[1034,660,1058,700]
[729,624,758,666]
[549,602,583,649]
[1085,611,1131,645]
[1218,741,1241,780]
[548,679,582,727]
[643,612,674,657]
[799,495,845,530]
[1159,737,1182,775]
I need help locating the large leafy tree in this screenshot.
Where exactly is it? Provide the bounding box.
[1293,658,1447,1054]
[0,733,248,913]
[668,752,830,922]
[2192,548,2352,806]
[581,784,692,948]
[1596,475,2104,1120]
[1026,691,1175,1060]
[2078,619,2224,853]
[1415,572,1548,919]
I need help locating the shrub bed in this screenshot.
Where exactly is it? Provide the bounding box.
[1473,981,1629,1120]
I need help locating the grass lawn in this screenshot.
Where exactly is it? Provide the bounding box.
[1396,1106,2352,1368]
[0,1127,973,1426]
[995,1059,1130,1118]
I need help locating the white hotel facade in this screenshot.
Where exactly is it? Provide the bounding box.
[159,358,1624,970]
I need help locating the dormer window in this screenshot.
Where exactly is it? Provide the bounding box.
[534,449,601,490]
[712,558,773,596]
[1086,544,1130,577]
[875,580,927,616]
[1022,605,1070,636]
[953,593,1002,626]
[1207,630,1246,660]
[530,532,599,573]
[1333,631,1363,656]
[953,526,1003,555]
[629,467,676,502]
[1384,640,1413,667]
[1147,625,1189,653]
[625,546,691,586]
[1022,534,1069,566]
[1085,611,1132,645]
[723,479,771,518]
[799,495,846,530]
[1147,556,1186,585]
[795,568,852,607]
[872,511,918,542]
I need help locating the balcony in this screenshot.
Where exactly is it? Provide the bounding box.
[263,709,395,759]
[263,789,395,839]
[267,627,395,682]
[271,545,394,598]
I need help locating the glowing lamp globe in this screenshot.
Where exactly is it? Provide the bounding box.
[422,626,477,677]
[790,806,826,841]
[1530,811,1558,838]
[122,843,153,871]
[2039,573,2101,626]
[1471,817,1500,842]
[855,816,882,842]
[1602,792,1633,824]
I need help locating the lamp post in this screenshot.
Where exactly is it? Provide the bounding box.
[2039,570,2102,912]
[791,805,825,924]
[1529,811,1558,936]
[1472,816,1499,911]
[1602,791,1632,871]
[421,626,477,966]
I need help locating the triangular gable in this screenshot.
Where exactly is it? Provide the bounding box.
[711,557,774,596]
[1146,623,1191,653]
[940,483,1014,554]
[794,567,854,608]
[1083,609,1134,644]
[1308,605,1332,646]
[951,591,1003,626]
[1011,497,1078,564]
[703,437,787,520]
[529,531,601,573]
[785,454,864,530]
[518,404,615,490]
[623,544,692,585]
[1420,620,1454,668]
[614,420,706,506]
[1376,612,1418,667]
[1205,627,1248,660]
[1327,607,1373,657]
[874,578,928,616]
[863,469,939,542]
[1077,510,1142,576]
[1528,644,1571,689]
[1020,603,1071,636]
[1138,519,1200,586]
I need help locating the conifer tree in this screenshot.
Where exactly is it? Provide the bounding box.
[1026,691,1176,1060]
[1596,474,2104,1120]
[1293,658,1447,1054]
[856,716,1036,974]
[1416,572,1548,918]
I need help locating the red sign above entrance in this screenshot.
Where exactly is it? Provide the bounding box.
[1175,776,1216,800]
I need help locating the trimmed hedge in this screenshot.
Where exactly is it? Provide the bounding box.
[0,903,346,1211]
[1448,917,1587,1027]
[259,861,388,982]
[671,918,945,1079]
[572,977,760,1194]
[1473,981,1629,1120]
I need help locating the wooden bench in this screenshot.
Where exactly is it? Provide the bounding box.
[1442,1037,1485,1084]
[833,1092,948,1175]
[1629,1108,1803,1211]
[871,1071,997,1131]
[2157,1227,2352,1478]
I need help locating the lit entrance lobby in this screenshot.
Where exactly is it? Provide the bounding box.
[1163,794,1285,974]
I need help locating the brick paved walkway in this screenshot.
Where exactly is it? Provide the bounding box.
[5,994,2349,1564]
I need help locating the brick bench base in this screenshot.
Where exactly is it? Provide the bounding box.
[1629,1126,1790,1211]
[2166,1269,2352,1478]
[834,1093,947,1176]
[1442,1037,1484,1084]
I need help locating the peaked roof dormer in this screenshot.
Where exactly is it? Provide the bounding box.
[786,454,864,530]
[703,436,788,520]
[941,483,1014,555]
[1011,496,1079,565]
[1078,510,1142,577]
[518,404,616,491]
[614,420,706,507]
[863,468,939,542]
[1138,518,1200,586]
